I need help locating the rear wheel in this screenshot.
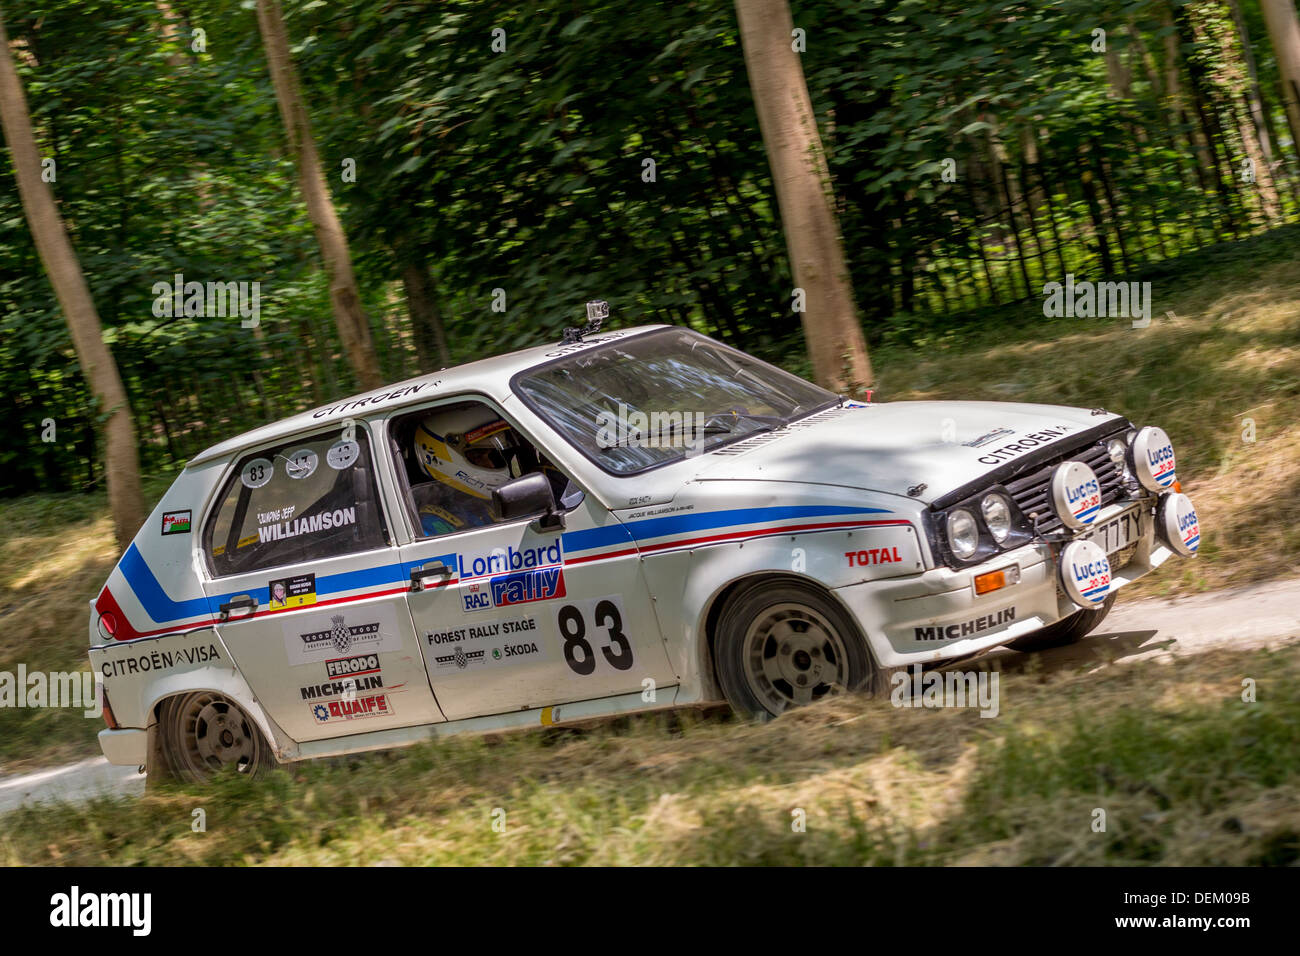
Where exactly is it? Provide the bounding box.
[153,691,277,784]
[1007,594,1116,652]
[714,580,877,719]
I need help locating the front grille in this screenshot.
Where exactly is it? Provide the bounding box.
[1004,435,1125,533]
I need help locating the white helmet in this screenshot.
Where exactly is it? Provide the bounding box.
[413,406,525,500]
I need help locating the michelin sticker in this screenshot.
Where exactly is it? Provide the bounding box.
[284,603,403,666]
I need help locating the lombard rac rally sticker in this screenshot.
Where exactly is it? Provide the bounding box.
[1160,492,1200,557]
[1133,425,1177,491]
[1050,460,1102,529]
[1060,539,1111,608]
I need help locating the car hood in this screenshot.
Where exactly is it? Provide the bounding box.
[691,400,1125,504]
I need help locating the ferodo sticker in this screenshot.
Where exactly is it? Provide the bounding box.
[1050,461,1102,528]
[1160,492,1200,557]
[1133,425,1177,491]
[1060,539,1111,607]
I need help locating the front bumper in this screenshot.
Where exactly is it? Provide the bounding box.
[834,500,1173,667]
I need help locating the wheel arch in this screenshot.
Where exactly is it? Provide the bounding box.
[698,570,867,701]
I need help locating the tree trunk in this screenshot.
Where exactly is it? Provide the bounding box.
[733,0,871,393]
[255,0,383,390]
[1261,0,1300,157]
[395,241,451,370]
[0,10,146,551]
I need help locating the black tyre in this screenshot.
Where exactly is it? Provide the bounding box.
[714,579,877,719]
[1007,593,1117,652]
[153,691,277,784]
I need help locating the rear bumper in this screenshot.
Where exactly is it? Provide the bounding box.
[833,502,1174,668]
[98,728,148,767]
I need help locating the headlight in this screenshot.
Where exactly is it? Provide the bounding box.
[1110,432,1140,492]
[1107,438,1127,466]
[947,508,979,559]
[981,493,1012,543]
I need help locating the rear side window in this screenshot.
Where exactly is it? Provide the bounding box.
[204,429,389,577]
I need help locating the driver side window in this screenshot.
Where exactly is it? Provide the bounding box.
[390,399,580,540]
[204,428,389,577]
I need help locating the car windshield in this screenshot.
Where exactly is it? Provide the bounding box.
[512,328,838,474]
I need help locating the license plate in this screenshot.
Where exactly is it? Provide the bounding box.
[1082,506,1142,556]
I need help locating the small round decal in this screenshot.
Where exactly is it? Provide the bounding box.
[327,439,361,470]
[1050,460,1102,529]
[1133,425,1177,492]
[1159,492,1200,557]
[240,457,273,489]
[1059,539,1112,608]
[284,447,318,480]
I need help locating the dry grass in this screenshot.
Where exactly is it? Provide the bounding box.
[3,641,1298,866]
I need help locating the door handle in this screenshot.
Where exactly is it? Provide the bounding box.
[218,594,257,621]
[410,562,452,592]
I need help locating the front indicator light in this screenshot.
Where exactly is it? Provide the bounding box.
[975,564,1022,595]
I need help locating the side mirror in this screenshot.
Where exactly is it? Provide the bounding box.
[493,472,564,530]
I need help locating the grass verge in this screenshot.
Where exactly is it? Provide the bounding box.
[2,641,1297,865]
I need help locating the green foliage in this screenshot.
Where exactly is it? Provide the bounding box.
[0,0,1296,494]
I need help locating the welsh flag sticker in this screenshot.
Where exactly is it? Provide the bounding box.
[161,509,192,535]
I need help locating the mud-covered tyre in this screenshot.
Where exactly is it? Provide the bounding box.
[1007,594,1117,652]
[714,579,877,719]
[152,691,277,784]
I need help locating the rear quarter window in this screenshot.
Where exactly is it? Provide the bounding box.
[203,429,388,577]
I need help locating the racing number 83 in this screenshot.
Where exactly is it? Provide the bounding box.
[559,599,634,675]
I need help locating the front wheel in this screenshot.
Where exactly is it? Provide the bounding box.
[714,580,877,719]
[152,691,277,784]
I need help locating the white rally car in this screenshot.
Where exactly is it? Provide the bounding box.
[88,322,1200,780]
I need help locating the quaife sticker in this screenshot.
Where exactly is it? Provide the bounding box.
[269,573,316,610]
[309,693,392,724]
[161,509,192,535]
[284,603,403,666]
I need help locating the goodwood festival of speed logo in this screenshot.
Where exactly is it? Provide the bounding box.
[435,644,485,670]
[330,614,351,653]
[300,614,381,655]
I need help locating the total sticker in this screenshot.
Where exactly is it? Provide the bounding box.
[241,457,273,489]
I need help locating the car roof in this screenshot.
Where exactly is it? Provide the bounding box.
[188,324,669,466]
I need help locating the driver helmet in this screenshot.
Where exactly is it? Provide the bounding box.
[413,406,526,500]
